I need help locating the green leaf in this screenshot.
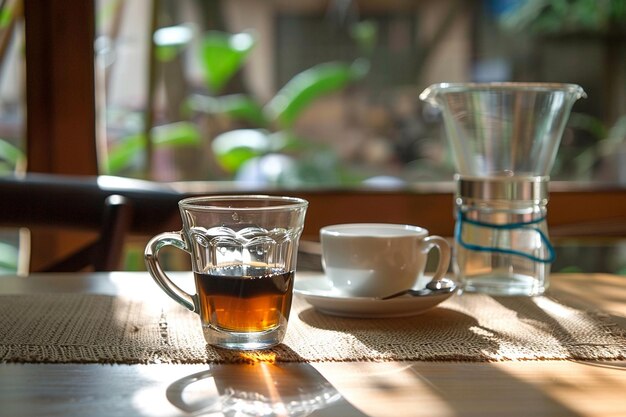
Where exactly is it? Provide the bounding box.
[212,129,270,173]
[187,94,268,126]
[235,154,296,185]
[200,31,255,93]
[275,150,352,186]
[567,112,608,141]
[155,45,179,62]
[598,115,626,157]
[152,121,201,146]
[106,122,201,174]
[0,162,14,174]
[0,7,12,29]
[266,131,306,152]
[0,241,19,272]
[350,20,378,54]
[106,133,144,174]
[154,25,193,63]
[265,59,369,128]
[217,95,268,126]
[0,138,25,169]
[606,115,626,142]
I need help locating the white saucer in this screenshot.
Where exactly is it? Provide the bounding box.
[294,273,456,318]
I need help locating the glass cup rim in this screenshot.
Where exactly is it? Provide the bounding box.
[179,194,308,211]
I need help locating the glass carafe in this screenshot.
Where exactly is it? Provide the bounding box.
[420,83,586,295]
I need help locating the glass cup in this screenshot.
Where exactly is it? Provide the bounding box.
[145,195,308,350]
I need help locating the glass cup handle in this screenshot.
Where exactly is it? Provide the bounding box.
[419,235,451,284]
[144,231,199,313]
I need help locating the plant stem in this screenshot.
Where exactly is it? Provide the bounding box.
[143,0,159,178]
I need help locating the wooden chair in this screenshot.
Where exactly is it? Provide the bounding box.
[42,194,133,272]
[0,173,182,272]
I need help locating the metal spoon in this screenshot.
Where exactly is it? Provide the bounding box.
[379,278,457,300]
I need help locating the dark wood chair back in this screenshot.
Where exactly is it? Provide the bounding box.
[0,174,183,272]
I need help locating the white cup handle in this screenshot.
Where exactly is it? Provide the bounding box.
[419,235,451,285]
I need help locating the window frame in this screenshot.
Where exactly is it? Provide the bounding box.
[24,0,98,175]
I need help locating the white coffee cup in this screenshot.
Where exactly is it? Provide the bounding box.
[320,223,451,298]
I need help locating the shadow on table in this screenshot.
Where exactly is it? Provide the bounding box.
[492,296,626,361]
[405,360,589,417]
[408,295,626,417]
[298,305,503,361]
[298,304,590,416]
[165,345,368,417]
[571,360,626,371]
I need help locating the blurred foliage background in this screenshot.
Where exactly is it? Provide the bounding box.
[0,0,624,184]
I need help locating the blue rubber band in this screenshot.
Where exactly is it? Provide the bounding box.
[455,210,556,264]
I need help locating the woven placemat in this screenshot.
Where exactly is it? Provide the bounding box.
[1,292,624,364]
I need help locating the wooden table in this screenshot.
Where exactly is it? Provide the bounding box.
[1,272,625,417]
